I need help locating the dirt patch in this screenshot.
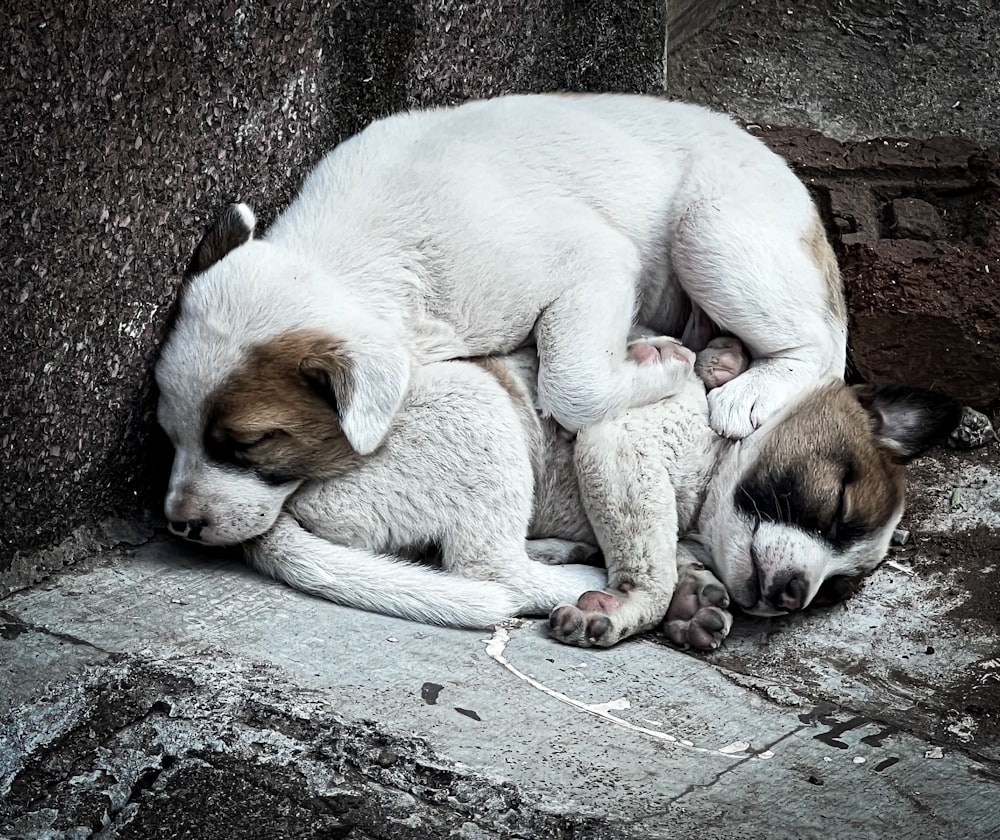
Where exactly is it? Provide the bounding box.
[905,525,1000,752]
[749,127,1000,754]
[887,438,1000,753]
[900,445,1000,619]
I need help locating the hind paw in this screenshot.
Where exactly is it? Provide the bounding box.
[694,336,749,390]
[627,335,696,371]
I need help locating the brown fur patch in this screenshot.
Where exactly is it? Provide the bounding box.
[740,383,905,543]
[802,213,847,326]
[205,329,366,481]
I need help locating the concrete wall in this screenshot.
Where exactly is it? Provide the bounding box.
[669,0,1000,144]
[2,1,668,588]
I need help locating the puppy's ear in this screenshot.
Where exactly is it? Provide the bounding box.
[854,384,963,462]
[300,339,410,456]
[187,203,256,276]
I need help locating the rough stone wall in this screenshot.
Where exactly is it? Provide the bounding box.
[1,1,666,585]
[669,0,1000,407]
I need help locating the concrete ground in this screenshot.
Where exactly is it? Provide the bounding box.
[2,441,998,839]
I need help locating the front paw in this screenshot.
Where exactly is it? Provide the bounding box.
[707,372,801,439]
[549,590,625,648]
[661,565,733,651]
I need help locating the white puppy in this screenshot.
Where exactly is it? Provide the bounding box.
[157,94,848,546]
[239,335,718,635]
[165,314,956,647]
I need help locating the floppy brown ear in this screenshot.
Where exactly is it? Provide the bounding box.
[186,203,256,276]
[300,339,410,456]
[854,384,963,462]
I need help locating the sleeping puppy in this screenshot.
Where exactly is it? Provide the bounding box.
[158,94,849,551]
[551,356,962,646]
[156,210,958,643]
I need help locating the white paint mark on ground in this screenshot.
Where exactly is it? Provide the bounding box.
[719,740,751,755]
[484,625,775,759]
[587,697,631,715]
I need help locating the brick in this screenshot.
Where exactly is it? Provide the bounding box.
[760,129,1000,408]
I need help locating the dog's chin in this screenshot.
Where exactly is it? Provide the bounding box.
[740,600,791,618]
[166,503,287,547]
[168,520,267,547]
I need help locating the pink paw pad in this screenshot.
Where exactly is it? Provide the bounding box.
[661,567,732,651]
[627,335,694,367]
[576,589,621,613]
[549,590,624,646]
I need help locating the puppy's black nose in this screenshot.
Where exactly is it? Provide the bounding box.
[766,572,807,612]
[169,519,208,542]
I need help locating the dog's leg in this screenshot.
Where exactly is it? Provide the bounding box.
[660,539,733,651]
[246,514,523,627]
[548,414,680,648]
[532,232,695,432]
[674,199,847,439]
[526,538,601,566]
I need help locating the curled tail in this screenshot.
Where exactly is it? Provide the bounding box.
[246,515,520,628]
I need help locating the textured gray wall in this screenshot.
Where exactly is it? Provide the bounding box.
[2,1,666,586]
[669,0,1000,144]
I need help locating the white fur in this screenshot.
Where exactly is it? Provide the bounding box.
[156,94,855,630]
[243,358,607,627]
[160,94,845,458]
[166,341,905,633]
[235,345,717,633]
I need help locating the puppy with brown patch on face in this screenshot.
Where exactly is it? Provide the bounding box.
[158,203,958,641]
[694,382,962,617]
[549,362,962,646]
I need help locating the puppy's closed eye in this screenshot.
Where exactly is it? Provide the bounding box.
[229,429,285,450]
[205,425,285,465]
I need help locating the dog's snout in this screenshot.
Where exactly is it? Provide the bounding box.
[766,572,806,612]
[169,518,209,542]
